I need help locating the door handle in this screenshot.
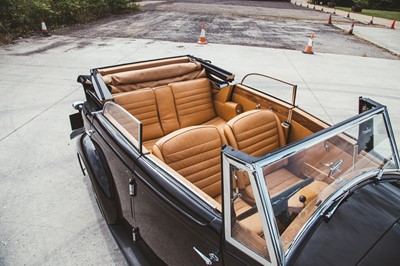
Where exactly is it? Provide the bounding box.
[193,247,219,265]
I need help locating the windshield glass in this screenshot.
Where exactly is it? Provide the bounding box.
[255,112,398,251]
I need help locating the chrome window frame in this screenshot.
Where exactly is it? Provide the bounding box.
[222,154,278,266]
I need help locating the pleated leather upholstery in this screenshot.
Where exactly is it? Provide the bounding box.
[153,85,180,135]
[224,109,303,206]
[153,125,264,235]
[224,109,286,156]
[153,125,224,198]
[113,88,164,141]
[170,78,216,128]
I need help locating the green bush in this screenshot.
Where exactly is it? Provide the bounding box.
[0,0,140,43]
[317,0,400,9]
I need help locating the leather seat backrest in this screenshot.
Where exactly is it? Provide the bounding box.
[153,125,225,198]
[170,78,217,128]
[113,88,164,141]
[224,109,286,157]
[153,85,180,135]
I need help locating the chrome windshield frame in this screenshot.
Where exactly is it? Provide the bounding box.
[257,104,399,263]
[222,153,278,266]
[222,102,399,265]
[258,105,399,169]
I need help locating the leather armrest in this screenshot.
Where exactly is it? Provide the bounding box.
[214,101,243,121]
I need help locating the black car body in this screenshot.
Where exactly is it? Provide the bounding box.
[70,55,400,265]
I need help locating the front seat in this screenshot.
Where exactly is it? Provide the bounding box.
[224,109,305,204]
[152,125,263,235]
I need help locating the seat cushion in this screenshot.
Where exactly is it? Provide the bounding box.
[202,116,227,134]
[224,109,286,157]
[153,125,225,198]
[214,195,263,235]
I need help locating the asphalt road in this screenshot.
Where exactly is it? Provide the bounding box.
[55,0,398,59]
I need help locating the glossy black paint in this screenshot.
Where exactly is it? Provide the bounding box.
[80,103,226,265]
[76,133,118,224]
[72,57,400,266]
[287,175,400,266]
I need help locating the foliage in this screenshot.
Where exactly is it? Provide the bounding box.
[336,6,400,19]
[0,0,140,44]
[317,0,400,9]
[353,0,369,7]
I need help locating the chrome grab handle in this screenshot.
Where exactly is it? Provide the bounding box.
[320,159,343,178]
[329,159,343,177]
[193,247,219,265]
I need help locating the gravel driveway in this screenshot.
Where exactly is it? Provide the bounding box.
[54,1,399,59]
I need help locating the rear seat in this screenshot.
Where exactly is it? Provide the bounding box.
[114,78,228,151]
[113,88,164,142]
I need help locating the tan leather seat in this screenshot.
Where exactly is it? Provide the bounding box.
[224,109,286,156]
[113,88,164,141]
[224,110,304,203]
[114,78,228,151]
[153,125,224,197]
[170,78,217,128]
[153,125,263,235]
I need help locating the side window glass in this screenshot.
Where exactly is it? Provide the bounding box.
[103,102,143,153]
[223,158,274,265]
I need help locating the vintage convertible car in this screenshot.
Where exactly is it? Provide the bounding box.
[70,55,400,265]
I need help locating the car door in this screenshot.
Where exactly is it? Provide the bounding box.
[221,148,282,266]
[98,102,223,265]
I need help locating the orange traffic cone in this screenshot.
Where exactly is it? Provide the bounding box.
[348,22,355,34]
[390,19,396,29]
[40,19,50,37]
[328,14,332,24]
[303,33,314,54]
[197,24,208,44]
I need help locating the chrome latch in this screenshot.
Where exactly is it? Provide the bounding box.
[193,247,219,265]
[132,227,140,242]
[129,178,137,197]
[329,159,343,178]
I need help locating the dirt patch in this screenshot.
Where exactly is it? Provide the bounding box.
[11,40,71,56]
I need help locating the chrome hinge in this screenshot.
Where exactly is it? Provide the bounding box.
[86,129,94,137]
[193,247,219,265]
[72,101,84,111]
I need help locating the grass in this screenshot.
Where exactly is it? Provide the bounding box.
[335,7,400,20]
